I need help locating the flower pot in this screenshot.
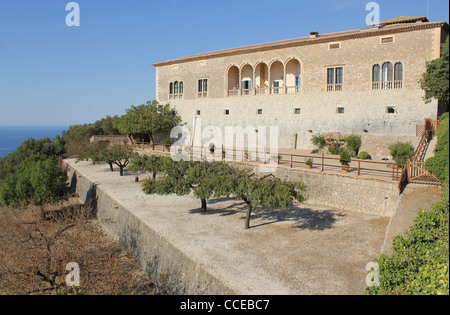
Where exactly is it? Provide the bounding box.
[341,165,350,173]
[306,164,313,169]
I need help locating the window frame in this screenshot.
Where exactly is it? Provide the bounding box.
[198,78,208,98]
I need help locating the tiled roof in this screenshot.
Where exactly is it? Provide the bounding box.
[375,16,429,26]
[153,19,447,67]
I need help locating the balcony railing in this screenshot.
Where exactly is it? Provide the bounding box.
[255,88,268,95]
[228,89,240,97]
[372,80,403,90]
[286,86,300,94]
[226,86,300,97]
[169,94,183,99]
[327,84,343,92]
[271,87,285,94]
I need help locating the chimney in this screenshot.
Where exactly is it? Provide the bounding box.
[310,31,319,38]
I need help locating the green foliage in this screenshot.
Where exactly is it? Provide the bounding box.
[62,116,121,158]
[130,155,175,179]
[344,135,362,157]
[114,101,181,143]
[62,115,120,144]
[107,145,138,176]
[0,154,69,207]
[326,135,345,155]
[0,137,66,180]
[420,36,449,107]
[367,112,449,296]
[358,151,371,160]
[389,142,414,165]
[426,113,449,182]
[367,192,449,295]
[311,134,326,150]
[141,158,306,229]
[339,150,351,165]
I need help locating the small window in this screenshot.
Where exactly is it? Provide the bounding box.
[387,107,396,114]
[196,110,201,116]
[294,108,301,115]
[198,79,208,98]
[381,37,394,44]
[329,43,341,50]
[257,109,263,115]
[225,110,230,115]
[337,107,345,114]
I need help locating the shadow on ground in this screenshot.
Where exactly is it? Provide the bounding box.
[189,198,346,231]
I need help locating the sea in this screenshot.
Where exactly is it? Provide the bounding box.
[0,126,68,158]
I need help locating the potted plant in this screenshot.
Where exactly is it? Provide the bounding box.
[209,143,215,154]
[305,158,314,169]
[164,139,172,152]
[340,150,351,173]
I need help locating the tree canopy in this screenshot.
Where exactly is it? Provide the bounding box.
[136,155,306,229]
[114,101,181,143]
[420,36,449,108]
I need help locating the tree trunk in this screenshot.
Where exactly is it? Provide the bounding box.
[119,166,124,176]
[244,199,253,230]
[152,171,157,180]
[108,162,114,172]
[201,199,207,212]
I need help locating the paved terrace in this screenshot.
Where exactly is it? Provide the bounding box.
[67,158,391,295]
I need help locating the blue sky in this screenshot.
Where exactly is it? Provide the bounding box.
[0,0,448,126]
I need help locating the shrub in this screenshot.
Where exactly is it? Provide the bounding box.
[0,154,70,207]
[311,134,326,151]
[164,138,172,149]
[389,142,414,165]
[345,135,362,157]
[425,112,449,182]
[358,151,371,160]
[339,150,351,165]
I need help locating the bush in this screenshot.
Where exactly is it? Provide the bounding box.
[426,112,449,182]
[358,151,371,160]
[0,154,70,207]
[389,142,414,165]
[339,150,351,165]
[345,135,362,157]
[311,135,326,151]
[367,111,449,296]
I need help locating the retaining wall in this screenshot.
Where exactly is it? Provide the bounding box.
[65,163,237,295]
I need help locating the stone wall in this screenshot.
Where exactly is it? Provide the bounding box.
[65,163,237,295]
[241,164,401,217]
[155,25,445,150]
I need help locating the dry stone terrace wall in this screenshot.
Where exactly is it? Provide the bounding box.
[65,162,237,295]
[239,164,400,217]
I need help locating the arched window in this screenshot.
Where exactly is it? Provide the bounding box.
[372,65,381,82]
[382,62,394,89]
[382,62,393,82]
[372,64,381,89]
[169,82,174,95]
[179,81,184,95]
[394,63,403,81]
[174,81,179,94]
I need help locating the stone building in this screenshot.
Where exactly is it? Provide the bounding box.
[153,16,448,157]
